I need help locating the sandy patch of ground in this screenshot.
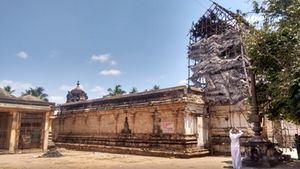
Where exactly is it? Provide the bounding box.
[0,149,299,169]
[0,149,231,169]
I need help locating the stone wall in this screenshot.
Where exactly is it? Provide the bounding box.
[53,86,210,157]
[208,101,300,154]
[209,102,253,154]
[265,119,300,147]
[57,105,187,135]
[55,103,202,150]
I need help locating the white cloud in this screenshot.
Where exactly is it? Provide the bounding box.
[0,80,32,90]
[49,96,65,104]
[99,69,121,76]
[246,14,264,26]
[17,51,29,59]
[91,53,111,62]
[111,60,117,65]
[90,86,107,97]
[90,86,104,92]
[59,84,74,91]
[59,83,85,92]
[178,79,188,85]
[146,79,155,84]
[145,75,165,84]
[0,80,33,96]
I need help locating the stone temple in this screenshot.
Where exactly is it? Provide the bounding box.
[0,88,54,153]
[50,2,299,158]
[1,2,299,158]
[66,81,88,103]
[53,84,210,157]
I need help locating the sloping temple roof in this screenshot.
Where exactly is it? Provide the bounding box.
[0,88,54,112]
[0,88,14,98]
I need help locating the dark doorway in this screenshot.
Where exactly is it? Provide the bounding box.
[0,112,10,149]
[18,113,44,149]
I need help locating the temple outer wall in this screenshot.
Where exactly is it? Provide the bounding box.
[57,105,187,136]
[54,102,206,150]
[53,86,210,157]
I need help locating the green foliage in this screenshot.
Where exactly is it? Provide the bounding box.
[4,85,15,95]
[152,85,160,91]
[246,0,300,123]
[129,87,138,94]
[22,87,49,101]
[106,84,126,97]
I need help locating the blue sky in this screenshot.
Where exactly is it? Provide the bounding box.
[0,0,253,103]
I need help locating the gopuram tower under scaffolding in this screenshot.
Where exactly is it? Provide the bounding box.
[188,2,284,167]
[187,2,251,105]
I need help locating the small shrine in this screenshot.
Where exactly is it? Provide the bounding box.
[66,81,88,103]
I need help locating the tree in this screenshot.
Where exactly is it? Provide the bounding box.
[129,87,138,94]
[245,0,300,123]
[22,87,49,101]
[3,85,15,95]
[106,84,126,97]
[151,85,160,91]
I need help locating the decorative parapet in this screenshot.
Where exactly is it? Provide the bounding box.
[58,86,205,115]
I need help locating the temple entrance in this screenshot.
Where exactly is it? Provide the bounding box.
[0,112,10,150]
[18,113,44,149]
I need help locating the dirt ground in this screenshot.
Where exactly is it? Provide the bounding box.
[0,149,300,169]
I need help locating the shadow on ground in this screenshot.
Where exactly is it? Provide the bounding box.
[243,160,300,169]
[222,160,233,168]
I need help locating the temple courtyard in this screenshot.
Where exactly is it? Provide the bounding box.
[0,149,299,169]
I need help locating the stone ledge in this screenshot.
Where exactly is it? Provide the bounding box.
[55,143,210,158]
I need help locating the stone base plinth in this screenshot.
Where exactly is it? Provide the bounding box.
[242,139,284,168]
[55,142,209,158]
[54,133,209,158]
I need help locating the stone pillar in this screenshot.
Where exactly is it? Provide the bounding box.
[113,112,120,134]
[48,115,54,135]
[197,116,204,147]
[172,109,179,134]
[43,112,51,151]
[97,114,102,134]
[152,108,162,135]
[184,113,195,135]
[129,112,137,133]
[9,112,19,153]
